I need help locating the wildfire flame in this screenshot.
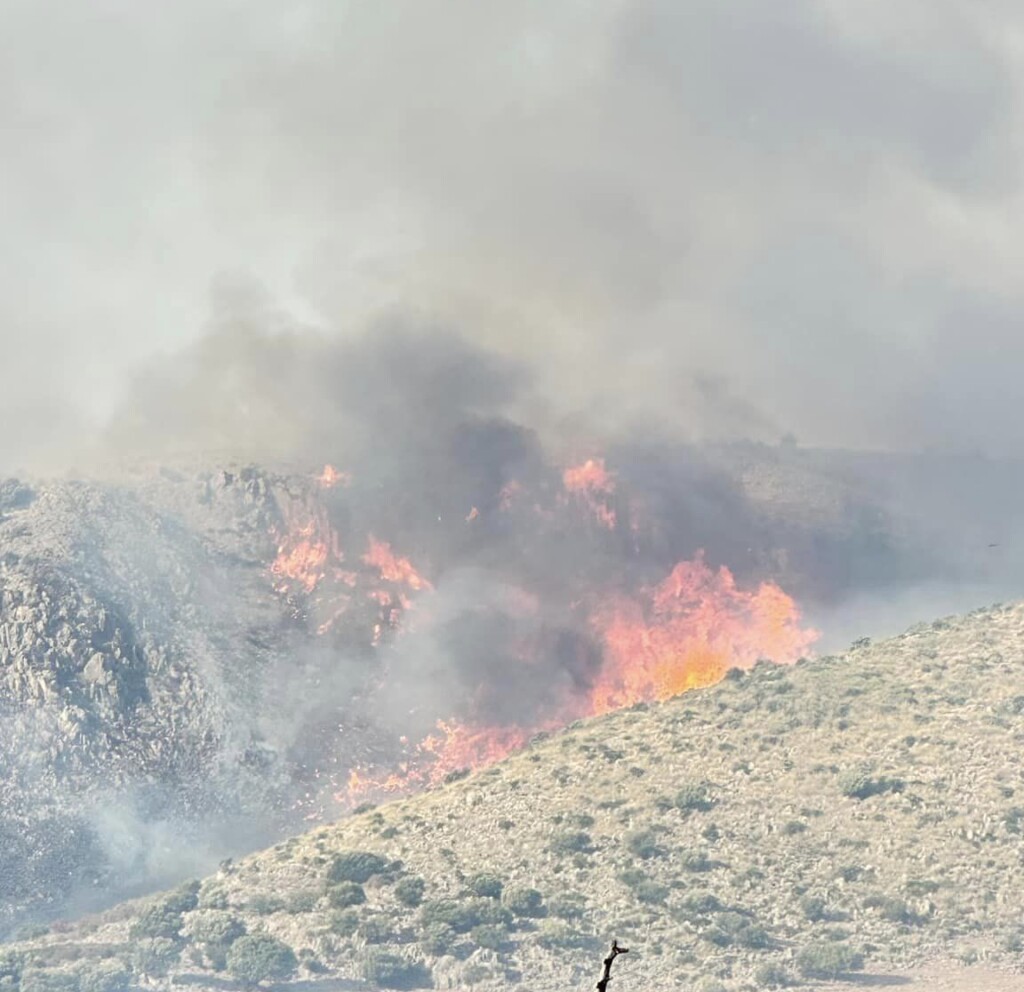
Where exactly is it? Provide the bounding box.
[562,457,617,529]
[317,464,351,488]
[587,553,818,715]
[362,536,432,591]
[265,456,819,812]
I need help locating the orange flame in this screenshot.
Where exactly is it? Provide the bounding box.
[271,507,340,594]
[317,464,351,488]
[588,553,818,715]
[562,457,617,529]
[362,536,432,591]
[266,459,819,814]
[341,555,817,806]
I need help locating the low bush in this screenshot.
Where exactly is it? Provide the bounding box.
[837,770,904,801]
[753,962,794,987]
[502,886,545,918]
[795,942,864,980]
[549,831,593,855]
[326,851,390,885]
[360,950,432,990]
[535,920,596,951]
[626,829,664,860]
[359,916,394,945]
[186,910,246,950]
[418,923,456,956]
[226,934,298,986]
[799,895,829,922]
[77,962,130,992]
[328,909,360,937]
[162,880,200,914]
[470,924,510,952]
[675,781,715,812]
[132,938,181,978]
[394,876,426,908]
[467,873,503,899]
[327,881,366,909]
[420,898,510,933]
[129,903,183,941]
[20,970,79,992]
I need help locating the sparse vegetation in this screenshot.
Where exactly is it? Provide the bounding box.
[13,603,1024,991]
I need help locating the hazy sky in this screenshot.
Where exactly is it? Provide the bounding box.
[3,0,1024,471]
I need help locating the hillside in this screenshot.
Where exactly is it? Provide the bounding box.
[0,444,956,934]
[9,599,1024,991]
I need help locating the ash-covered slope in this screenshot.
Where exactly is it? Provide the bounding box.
[17,600,1024,992]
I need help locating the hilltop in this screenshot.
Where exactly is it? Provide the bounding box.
[9,599,1024,991]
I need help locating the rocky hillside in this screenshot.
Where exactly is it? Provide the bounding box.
[0,466,334,934]
[9,599,1024,991]
[0,444,954,936]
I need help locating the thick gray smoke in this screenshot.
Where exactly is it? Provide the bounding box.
[3,0,1024,472]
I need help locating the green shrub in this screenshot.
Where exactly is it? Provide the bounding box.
[285,889,319,913]
[837,770,904,800]
[394,876,426,908]
[501,886,545,918]
[77,962,130,992]
[679,849,713,872]
[470,924,510,952]
[419,898,509,933]
[753,962,794,987]
[248,894,285,914]
[0,952,23,986]
[799,895,828,922]
[226,934,297,986]
[418,923,456,956]
[132,938,181,978]
[360,950,432,989]
[327,881,366,909]
[20,970,79,992]
[862,894,921,925]
[162,880,200,913]
[326,851,390,884]
[675,781,714,812]
[795,942,865,979]
[129,903,183,940]
[467,873,503,899]
[329,909,360,937]
[187,910,246,949]
[626,829,664,859]
[549,831,593,855]
[535,919,596,950]
[359,917,394,944]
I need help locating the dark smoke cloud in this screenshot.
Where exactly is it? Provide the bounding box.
[3,0,1024,472]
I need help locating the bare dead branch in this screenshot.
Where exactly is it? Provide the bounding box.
[596,940,629,992]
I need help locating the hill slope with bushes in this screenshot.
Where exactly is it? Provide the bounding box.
[8,600,1024,991]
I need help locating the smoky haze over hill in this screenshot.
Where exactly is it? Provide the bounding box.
[3,0,1024,947]
[3,1,1024,468]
